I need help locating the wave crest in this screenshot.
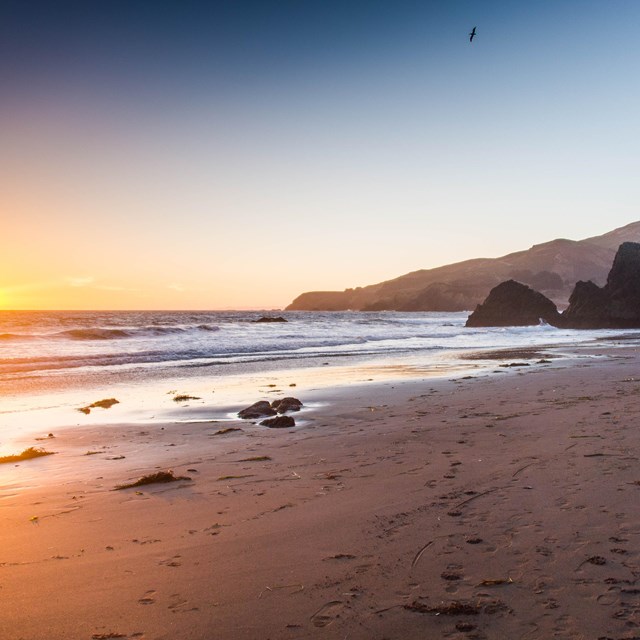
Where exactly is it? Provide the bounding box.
[57,328,131,340]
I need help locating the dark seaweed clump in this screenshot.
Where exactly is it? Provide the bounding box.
[0,447,55,464]
[173,394,201,402]
[78,398,120,414]
[113,470,191,490]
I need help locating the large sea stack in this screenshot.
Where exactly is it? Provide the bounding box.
[562,242,640,328]
[465,280,561,327]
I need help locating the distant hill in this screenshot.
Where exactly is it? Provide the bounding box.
[286,221,640,312]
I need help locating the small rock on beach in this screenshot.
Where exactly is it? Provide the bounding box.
[261,415,296,428]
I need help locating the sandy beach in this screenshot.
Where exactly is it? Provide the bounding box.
[1,345,639,640]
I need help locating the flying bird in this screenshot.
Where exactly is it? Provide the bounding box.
[469,26,476,42]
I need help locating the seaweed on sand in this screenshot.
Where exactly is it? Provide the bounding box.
[78,398,120,414]
[173,394,201,402]
[113,470,191,490]
[0,447,55,464]
[404,598,509,616]
[405,600,481,615]
[210,427,242,436]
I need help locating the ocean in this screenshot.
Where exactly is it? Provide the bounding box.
[0,310,635,444]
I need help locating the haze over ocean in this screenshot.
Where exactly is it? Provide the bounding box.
[2,1,640,309]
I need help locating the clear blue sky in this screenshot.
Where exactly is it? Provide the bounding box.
[2,1,639,308]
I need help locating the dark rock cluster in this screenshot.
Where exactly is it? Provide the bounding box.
[253,316,288,323]
[466,242,640,329]
[237,397,303,428]
[562,242,640,328]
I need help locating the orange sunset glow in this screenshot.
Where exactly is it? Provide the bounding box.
[3,3,640,640]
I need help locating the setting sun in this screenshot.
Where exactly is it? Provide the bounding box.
[2,3,640,639]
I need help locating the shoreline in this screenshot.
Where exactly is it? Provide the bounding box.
[2,332,635,451]
[1,343,639,638]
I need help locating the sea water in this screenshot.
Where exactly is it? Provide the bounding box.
[0,310,635,443]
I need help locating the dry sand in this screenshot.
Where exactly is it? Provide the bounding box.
[0,347,639,639]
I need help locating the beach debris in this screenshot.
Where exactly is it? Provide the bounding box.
[512,461,539,477]
[238,456,272,462]
[324,553,356,561]
[77,398,119,414]
[454,487,501,509]
[404,598,508,616]
[272,502,294,511]
[35,433,55,441]
[91,634,127,639]
[84,451,101,456]
[29,516,39,524]
[411,540,434,569]
[113,470,191,490]
[478,577,513,586]
[261,415,296,428]
[238,401,276,419]
[253,316,287,323]
[404,600,480,616]
[271,397,303,413]
[258,583,304,599]
[173,394,201,402]
[0,447,56,464]
[584,452,624,457]
[211,427,242,436]
[217,474,254,481]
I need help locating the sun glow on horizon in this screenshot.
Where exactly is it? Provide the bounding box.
[2,3,640,310]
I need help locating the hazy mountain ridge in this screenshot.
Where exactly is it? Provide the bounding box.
[286,221,640,311]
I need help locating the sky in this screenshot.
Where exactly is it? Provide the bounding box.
[2,0,640,310]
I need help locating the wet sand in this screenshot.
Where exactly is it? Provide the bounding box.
[0,347,639,639]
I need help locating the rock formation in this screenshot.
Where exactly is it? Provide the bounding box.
[238,397,303,420]
[466,242,640,329]
[561,242,640,328]
[238,401,276,420]
[271,397,303,413]
[465,280,561,327]
[261,415,295,428]
[253,316,287,323]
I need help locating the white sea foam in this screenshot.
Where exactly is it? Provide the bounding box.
[0,310,635,395]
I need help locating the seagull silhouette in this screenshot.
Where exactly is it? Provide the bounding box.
[469,26,476,42]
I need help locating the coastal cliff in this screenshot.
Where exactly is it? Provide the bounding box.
[287,221,640,312]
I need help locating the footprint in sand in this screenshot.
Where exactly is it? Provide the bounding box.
[310,600,343,627]
[168,595,199,613]
[138,590,156,605]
